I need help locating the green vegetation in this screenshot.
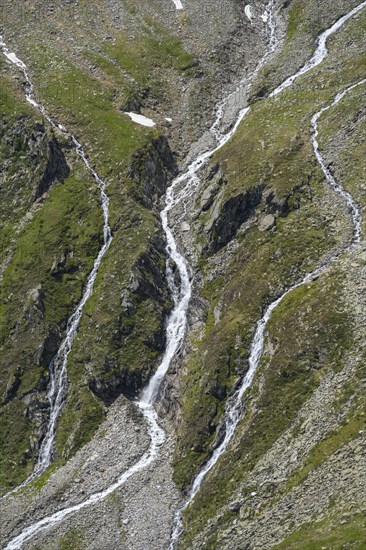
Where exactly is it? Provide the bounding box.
[0,155,103,492]
[286,2,305,43]
[31,50,151,185]
[55,205,170,459]
[0,60,39,263]
[60,529,85,550]
[174,13,366,490]
[104,29,196,83]
[274,512,366,549]
[175,9,366,547]
[251,0,364,99]
[285,405,365,492]
[177,272,353,544]
[1,4,186,489]
[5,39,178,463]
[173,193,335,488]
[316,81,366,234]
[0,162,103,341]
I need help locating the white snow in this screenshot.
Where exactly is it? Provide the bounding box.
[126,112,156,127]
[245,5,253,22]
[165,117,173,123]
[261,11,269,23]
[172,0,183,9]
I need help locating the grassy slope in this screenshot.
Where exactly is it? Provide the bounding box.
[273,512,366,550]
[250,0,363,99]
[175,6,366,548]
[24,45,172,462]
[0,84,104,492]
[0,59,38,263]
[0,1,197,491]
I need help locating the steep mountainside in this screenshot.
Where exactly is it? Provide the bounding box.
[0,0,365,549]
[0,0,267,493]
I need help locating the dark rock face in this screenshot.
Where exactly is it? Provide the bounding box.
[89,365,143,404]
[83,137,178,406]
[129,136,178,209]
[0,116,69,210]
[206,184,265,254]
[2,368,22,405]
[89,234,172,403]
[34,135,70,200]
[204,175,308,254]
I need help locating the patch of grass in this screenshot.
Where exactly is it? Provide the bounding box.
[1,31,177,489]
[286,1,305,43]
[273,511,366,549]
[285,405,366,492]
[55,386,104,461]
[174,164,335,488]
[55,209,171,459]
[251,0,365,99]
[60,528,85,550]
[0,63,40,263]
[316,81,366,232]
[104,29,196,83]
[0,165,103,338]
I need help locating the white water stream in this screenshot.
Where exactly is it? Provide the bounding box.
[1,1,275,544]
[169,77,365,546]
[0,38,113,491]
[269,0,366,98]
[2,0,365,548]
[169,2,366,546]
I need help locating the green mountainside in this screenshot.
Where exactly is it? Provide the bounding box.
[0,0,365,548]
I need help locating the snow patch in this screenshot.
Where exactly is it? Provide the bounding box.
[245,5,253,22]
[261,11,269,23]
[126,112,156,127]
[172,0,183,10]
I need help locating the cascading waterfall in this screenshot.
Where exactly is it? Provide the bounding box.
[169,3,366,545]
[140,0,277,405]
[2,1,365,548]
[269,0,366,98]
[2,2,277,547]
[0,38,113,491]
